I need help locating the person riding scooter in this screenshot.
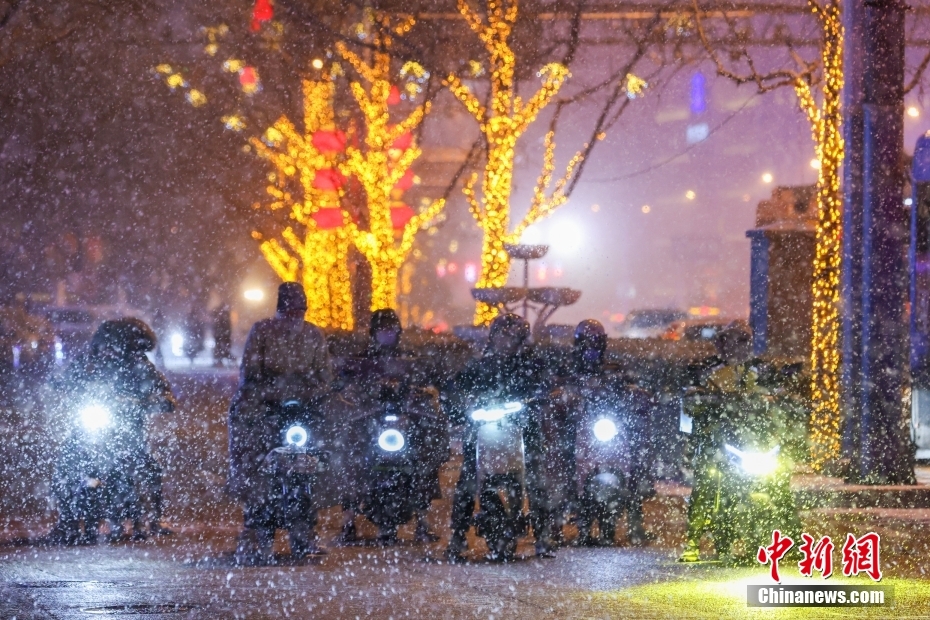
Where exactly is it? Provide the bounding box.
[550,320,655,547]
[228,282,333,564]
[678,324,804,563]
[442,313,555,562]
[335,309,448,545]
[50,318,175,544]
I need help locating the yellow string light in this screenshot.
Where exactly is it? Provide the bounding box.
[221,115,246,131]
[153,55,354,328]
[251,80,354,330]
[201,24,228,57]
[335,17,445,312]
[186,89,207,107]
[799,0,843,470]
[446,0,579,324]
[625,73,648,99]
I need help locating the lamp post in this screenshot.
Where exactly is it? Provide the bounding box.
[855,0,914,484]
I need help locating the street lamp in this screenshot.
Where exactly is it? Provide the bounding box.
[243,288,264,302]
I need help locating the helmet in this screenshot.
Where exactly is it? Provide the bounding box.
[574,319,607,354]
[488,313,530,343]
[370,308,402,336]
[91,318,157,355]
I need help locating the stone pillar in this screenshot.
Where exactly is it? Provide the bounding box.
[747,187,817,360]
[857,0,913,484]
[840,0,867,466]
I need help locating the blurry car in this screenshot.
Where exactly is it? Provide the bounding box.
[616,309,688,339]
[0,306,56,376]
[661,318,729,341]
[661,318,750,342]
[39,305,151,362]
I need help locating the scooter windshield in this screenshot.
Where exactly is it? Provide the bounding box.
[470,401,523,423]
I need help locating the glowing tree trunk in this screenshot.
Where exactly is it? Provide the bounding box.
[251,80,354,329]
[337,38,444,312]
[446,0,577,324]
[257,227,353,329]
[797,2,844,470]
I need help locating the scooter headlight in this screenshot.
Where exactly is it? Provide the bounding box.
[470,401,523,423]
[725,444,780,477]
[593,418,618,442]
[79,404,112,433]
[378,429,405,452]
[285,424,309,448]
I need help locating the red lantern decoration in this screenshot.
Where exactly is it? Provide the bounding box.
[387,84,402,105]
[390,203,415,229]
[394,168,415,191]
[239,66,260,94]
[312,207,345,230]
[251,0,273,31]
[312,129,347,153]
[313,168,347,191]
[391,131,413,151]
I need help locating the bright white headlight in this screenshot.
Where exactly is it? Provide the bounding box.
[79,404,112,433]
[285,424,309,448]
[378,429,405,452]
[593,418,618,442]
[725,444,779,477]
[170,333,184,357]
[470,401,523,423]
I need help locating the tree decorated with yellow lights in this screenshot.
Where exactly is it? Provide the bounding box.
[695,0,843,469]
[446,0,582,324]
[250,79,355,330]
[155,13,446,323]
[155,58,357,330]
[335,19,445,311]
[798,3,843,470]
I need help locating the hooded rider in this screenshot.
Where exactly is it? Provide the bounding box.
[50,318,176,544]
[228,283,333,563]
[551,320,655,546]
[442,313,555,562]
[335,309,448,544]
[678,323,803,562]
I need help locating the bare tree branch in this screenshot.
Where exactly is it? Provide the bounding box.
[0,0,23,30]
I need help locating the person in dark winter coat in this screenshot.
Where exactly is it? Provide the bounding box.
[182,307,205,365]
[678,325,804,563]
[227,283,333,563]
[549,320,656,547]
[442,313,555,562]
[50,318,176,544]
[334,309,449,545]
[212,305,233,367]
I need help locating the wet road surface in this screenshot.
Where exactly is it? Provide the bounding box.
[4,370,930,618]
